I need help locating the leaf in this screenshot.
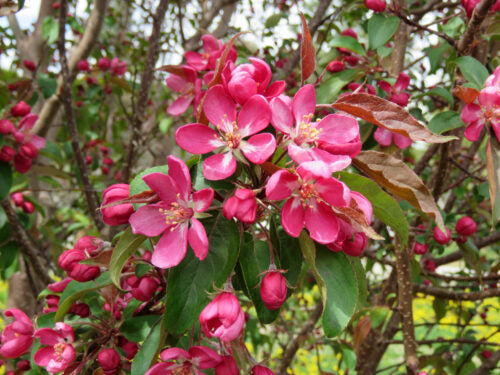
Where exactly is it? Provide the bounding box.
[236,234,278,324]
[265,13,282,28]
[156,65,189,77]
[338,171,409,245]
[428,111,465,135]
[129,165,170,197]
[163,215,240,335]
[316,69,361,104]
[458,239,482,278]
[353,316,371,356]
[333,93,457,143]
[433,298,447,321]
[120,315,161,342]
[32,165,72,180]
[109,228,146,287]
[453,86,480,104]
[330,36,366,56]
[300,13,316,83]
[109,76,132,92]
[0,162,12,199]
[299,231,326,310]
[131,320,164,375]
[425,43,452,74]
[331,205,383,240]
[316,245,359,337]
[367,14,400,50]
[55,273,112,321]
[486,135,500,224]
[456,56,490,90]
[353,150,445,230]
[37,76,57,98]
[0,206,6,228]
[41,16,59,44]
[415,87,454,106]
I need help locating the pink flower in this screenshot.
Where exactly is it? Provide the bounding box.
[215,356,239,375]
[11,101,31,117]
[455,216,477,236]
[129,156,214,268]
[433,226,451,245]
[364,0,386,12]
[379,73,411,107]
[373,127,412,149]
[101,184,134,225]
[260,271,287,310]
[146,345,221,375]
[342,232,368,256]
[266,162,351,244]
[270,84,360,168]
[185,34,235,71]
[0,309,34,358]
[222,58,286,105]
[110,57,127,76]
[175,85,275,180]
[166,66,202,116]
[199,292,245,342]
[486,66,500,90]
[130,276,159,301]
[98,57,111,71]
[16,114,47,152]
[98,348,121,375]
[251,365,275,375]
[223,189,258,223]
[34,323,76,374]
[460,86,500,142]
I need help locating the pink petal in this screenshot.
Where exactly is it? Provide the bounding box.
[219,309,245,342]
[185,51,207,71]
[28,135,46,150]
[297,160,332,180]
[34,328,62,346]
[464,121,484,142]
[34,347,55,367]
[0,335,33,358]
[238,95,271,136]
[167,95,193,116]
[373,127,393,147]
[282,197,304,238]
[167,155,191,202]
[160,347,191,362]
[378,80,392,94]
[202,34,220,53]
[4,308,32,327]
[166,75,188,92]
[143,173,180,203]
[152,224,189,268]
[264,80,286,98]
[175,123,222,154]
[228,75,258,105]
[292,84,316,124]
[249,57,272,91]
[395,73,410,91]
[391,92,410,107]
[145,363,176,375]
[203,153,237,180]
[129,204,169,237]
[317,114,359,144]
[204,85,237,127]
[189,346,222,369]
[266,170,299,200]
[188,218,209,260]
[18,114,38,131]
[461,103,482,124]
[351,191,373,224]
[316,177,351,207]
[241,133,276,164]
[192,188,214,212]
[393,133,412,149]
[270,97,293,135]
[305,201,339,244]
[478,86,500,107]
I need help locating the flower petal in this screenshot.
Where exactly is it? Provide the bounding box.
[316,177,351,207]
[292,85,316,124]
[270,96,293,135]
[193,188,214,212]
[238,95,271,137]
[373,127,393,147]
[264,80,286,99]
[241,133,276,164]
[282,197,304,238]
[305,201,339,244]
[34,328,62,346]
[34,346,55,367]
[152,224,189,268]
[203,153,237,180]
[317,114,359,144]
[129,204,169,237]
[266,170,298,200]
[393,133,412,149]
[395,73,410,91]
[167,155,191,202]
[188,218,209,260]
[175,123,222,154]
[461,103,482,124]
[143,173,180,203]
[160,347,191,362]
[464,120,484,142]
[204,85,237,127]
[167,95,193,116]
[249,57,272,91]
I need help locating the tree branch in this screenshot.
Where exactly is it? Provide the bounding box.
[413,284,500,300]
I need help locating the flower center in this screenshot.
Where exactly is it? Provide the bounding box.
[299,182,320,208]
[159,200,193,227]
[214,115,242,149]
[54,342,66,358]
[294,114,322,145]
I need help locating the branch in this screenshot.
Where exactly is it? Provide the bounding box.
[57,0,104,232]
[121,0,170,183]
[387,338,500,346]
[277,302,323,375]
[0,199,53,285]
[422,271,500,282]
[414,143,439,176]
[393,11,456,47]
[33,0,109,136]
[413,284,500,300]
[469,349,500,375]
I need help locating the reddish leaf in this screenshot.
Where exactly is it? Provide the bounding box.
[332,204,383,240]
[352,151,445,230]
[486,135,500,224]
[80,249,113,267]
[156,64,189,78]
[260,161,283,176]
[353,315,372,356]
[453,86,480,104]
[300,13,316,84]
[333,93,457,143]
[100,190,159,209]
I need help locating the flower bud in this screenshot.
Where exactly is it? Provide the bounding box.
[482,349,492,359]
[110,58,127,76]
[413,242,428,255]
[16,359,31,371]
[48,278,72,293]
[364,0,386,12]
[251,365,275,375]
[102,165,109,175]
[261,271,287,310]
[11,192,24,206]
[98,348,121,375]
[223,189,257,224]
[342,232,367,257]
[101,184,134,225]
[13,131,25,143]
[0,146,15,162]
[199,292,245,342]
[14,153,32,173]
[130,277,159,302]
[69,302,90,318]
[11,101,31,117]
[118,337,138,360]
[85,155,92,164]
[22,201,34,214]
[103,156,114,165]
[23,60,36,71]
[68,263,101,282]
[20,143,39,159]
[0,119,15,135]
[215,355,240,375]
[424,259,436,272]
[455,216,477,236]
[58,249,85,271]
[98,57,111,71]
[74,236,103,256]
[327,60,345,73]
[52,2,60,9]
[433,226,451,245]
[77,60,90,72]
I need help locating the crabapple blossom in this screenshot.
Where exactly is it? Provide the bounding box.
[0,309,34,358]
[101,184,135,225]
[185,34,235,71]
[166,65,202,116]
[146,345,221,374]
[460,85,500,142]
[223,188,258,223]
[98,348,121,375]
[11,101,31,117]
[129,155,214,268]
[433,226,451,245]
[34,323,76,373]
[379,73,411,107]
[199,292,245,342]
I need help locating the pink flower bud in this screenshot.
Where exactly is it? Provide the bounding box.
[413,242,428,255]
[101,184,134,226]
[433,226,451,245]
[69,302,90,317]
[103,157,114,165]
[11,192,24,206]
[68,263,101,282]
[455,235,467,244]
[14,153,32,173]
[455,216,477,236]
[11,101,31,117]
[85,155,92,164]
[215,355,240,375]
[17,359,31,371]
[20,143,39,159]
[13,131,25,143]
[58,248,85,271]
[118,337,138,360]
[22,201,34,214]
[251,365,275,375]
[86,76,97,85]
[223,189,257,224]
[327,60,345,73]
[260,272,287,310]
[0,146,15,162]
[52,2,60,9]
[364,0,386,12]
[77,60,90,72]
[100,146,109,155]
[74,236,103,256]
[199,292,245,342]
[341,28,358,39]
[344,55,360,65]
[98,348,121,375]
[23,60,36,72]
[102,165,109,175]
[482,349,492,359]
[110,58,127,76]
[45,295,60,309]
[130,277,159,302]
[342,232,368,256]
[48,278,72,293]
[98,57,111,70]
[0,119,15,135]
[424,259,436,272]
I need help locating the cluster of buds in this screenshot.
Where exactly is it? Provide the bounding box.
[10,192,34,214]
[84,139,116,176]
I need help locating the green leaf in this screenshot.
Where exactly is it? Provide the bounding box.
[0,206,6,228]
[41,16,59,44]
[131,320,164,375]
[0,162,12,200]
[425,43,452,74]
[415,87,454,106]
[37,312,56,328]
[129,165,170,196]
[486,135,500,224]
[109,228,146,288]
[458,239,482,278]
[159,117,172,135]
[265,13,282,28]
[120,315,161,342]
[330,36,366,56]
[55,273,111,321]
[163,215,240,335]
[433,298,447,321]
[338,172,409,246]
[428,111,464,134]
[18,0,25,10]
[316,245,359,337]
[316,69,361,104]
[37,76,57,98]
[0,241,19,279]
[456,56,490,90]
[236,234,278,324]
[299,231,326,309]
[368,14,400,50]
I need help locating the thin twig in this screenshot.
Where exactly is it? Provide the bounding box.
[413,284,500,300]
